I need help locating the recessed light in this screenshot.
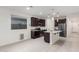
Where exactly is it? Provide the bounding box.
[40,12,42,15]
[26,7,30,10]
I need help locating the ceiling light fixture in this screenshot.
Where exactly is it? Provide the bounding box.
[26,6,33,10]
[26,7,30,10]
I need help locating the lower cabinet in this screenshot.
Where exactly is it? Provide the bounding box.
[31,31,40,39]
[44,32,50,43]
[44,32,59,44]
[31,29,47,39]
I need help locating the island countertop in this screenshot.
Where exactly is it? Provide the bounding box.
[45,30,61,33]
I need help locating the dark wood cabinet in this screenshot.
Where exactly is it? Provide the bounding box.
[55,20,58,26]
[31,17,38,26]
[38,19,45,26]
[44,32,50,43]
[58,19,66,23]
[31,17,45,27]
[31,30,40,39]
[31,28,47,39]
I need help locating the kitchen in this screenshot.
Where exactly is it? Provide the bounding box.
[31,16,67,45]
[0,6,79,52]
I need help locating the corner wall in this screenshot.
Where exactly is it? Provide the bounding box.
[0,8,31,46]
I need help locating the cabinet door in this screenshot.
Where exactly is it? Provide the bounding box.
[39,19,45,26]
[31,17,45,27]
[41,19,45,26]
[31,31,40,39]
[44,32,50,43]
[31,17,38,26]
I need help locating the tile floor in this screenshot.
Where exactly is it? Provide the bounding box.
[0,33,79,52]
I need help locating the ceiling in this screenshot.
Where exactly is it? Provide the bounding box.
[3,6,79,18]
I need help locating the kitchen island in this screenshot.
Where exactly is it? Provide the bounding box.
[44,30,61,45]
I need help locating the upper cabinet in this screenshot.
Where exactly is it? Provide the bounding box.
[31,17,38,26]
[31,17,45,27]
[38,19,45,26]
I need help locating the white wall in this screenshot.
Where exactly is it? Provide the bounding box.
[72,22,79,33]
[66,14,79,38]
[66,17,72,37]
[0,8,31,46]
